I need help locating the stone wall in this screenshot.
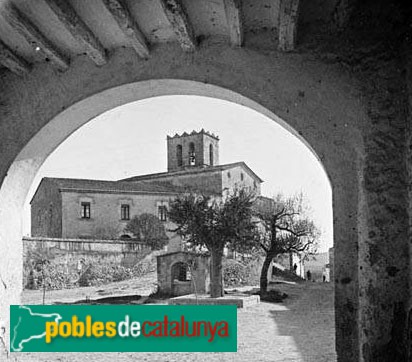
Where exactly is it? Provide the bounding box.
[359,57,410,362]
[23,236,150,288]
[166,131,219,170]
[405,48,412,362]
[222,165,261,195]
[329,3,412,359]
[31,178,62,238]
[142,170,223,195]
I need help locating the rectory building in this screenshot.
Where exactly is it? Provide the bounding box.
[31,130,263,247]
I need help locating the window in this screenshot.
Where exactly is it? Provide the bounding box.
[121,204,130,220]
[241,172,244,181]
[80,202,91,219]
[176,144,183,167]
[158,205,168,221]
[172,262,191,281]
[209,144,214,166]
[188,142,195,166]
[227,171,231,179]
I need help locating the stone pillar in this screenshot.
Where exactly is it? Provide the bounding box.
[333,163,361,362]
[357,56,411,361]
[0,159,38,356]
[405,49,412,361]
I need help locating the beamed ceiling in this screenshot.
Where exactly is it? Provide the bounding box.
[0,0,343,76]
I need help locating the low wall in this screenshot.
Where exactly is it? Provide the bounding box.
[23,237,150,288]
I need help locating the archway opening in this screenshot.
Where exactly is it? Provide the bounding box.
[0,80,335,360]
[172,262,192,282]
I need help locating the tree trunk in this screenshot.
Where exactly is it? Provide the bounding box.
[260,253,275,294]
[210,248,224,298]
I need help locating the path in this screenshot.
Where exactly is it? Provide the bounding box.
[21,272,158,304]
[13,282,336,361]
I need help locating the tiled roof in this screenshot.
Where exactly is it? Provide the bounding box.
[41,177,185,194]
[120,162,263,183]
[32,162,263,204]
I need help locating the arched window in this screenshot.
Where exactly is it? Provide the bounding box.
[209,144,214,166]
[171,262,191,281]
[176,144,183,167]
[188,142,195,166]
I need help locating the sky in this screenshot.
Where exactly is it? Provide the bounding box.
[23,95,333,252]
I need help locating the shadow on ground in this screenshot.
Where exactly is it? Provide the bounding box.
[267,282,337,362]
[16,280,336,361]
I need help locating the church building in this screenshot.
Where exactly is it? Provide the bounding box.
[30,130,263,245]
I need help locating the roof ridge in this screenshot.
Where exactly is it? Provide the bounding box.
[120,161,263,183]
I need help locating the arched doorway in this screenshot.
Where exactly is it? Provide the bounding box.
[0,77,360,359]
[171,261,192,296]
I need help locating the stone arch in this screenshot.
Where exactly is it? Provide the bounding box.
[171,261,191,282]
[170,261,192,296]
[188,142,195,166]
[176,144,183,167]
[0,46,364,359]
[209,144,214,166]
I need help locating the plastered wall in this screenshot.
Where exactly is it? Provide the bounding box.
[0,41,409,361]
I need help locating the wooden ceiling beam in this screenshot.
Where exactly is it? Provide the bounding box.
[0,40,30,75]
[223,0,243,47]
[4,3,69,70]
[101,0,149,59]
[44,0,107,66]
[159,0,196,52]
[278,0,301,51]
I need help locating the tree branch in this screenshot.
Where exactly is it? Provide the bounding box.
[260,241,269,253]
[276,225,308,237]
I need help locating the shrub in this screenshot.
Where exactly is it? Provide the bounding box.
[25,251,161,290]
[223,259,249,287]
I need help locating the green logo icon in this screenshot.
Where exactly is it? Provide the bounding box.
[10,305,237,352]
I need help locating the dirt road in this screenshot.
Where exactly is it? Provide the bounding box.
[12,282,336,361]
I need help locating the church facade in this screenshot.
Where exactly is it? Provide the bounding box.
[30,130,263,245]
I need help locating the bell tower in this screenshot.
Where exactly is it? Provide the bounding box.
[167,129,219,172]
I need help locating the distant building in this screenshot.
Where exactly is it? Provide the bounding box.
[31,130,263,249]
[30,178,183,245]
[122,130,261,196]
[327,247,334,282]
[304,251,330,282]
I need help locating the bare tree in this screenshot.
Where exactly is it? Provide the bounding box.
[255,193,320,294]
